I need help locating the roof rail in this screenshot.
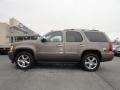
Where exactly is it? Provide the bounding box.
[63,29,99,31]
[64,29,75,30]
[90,29,99,31]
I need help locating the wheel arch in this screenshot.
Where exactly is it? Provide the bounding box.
[14,48,36,62]
[80,49,102,62]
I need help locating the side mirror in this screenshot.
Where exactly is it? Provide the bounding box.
[41,38,47,43]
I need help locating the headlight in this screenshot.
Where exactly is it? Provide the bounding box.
[10,44,15,52]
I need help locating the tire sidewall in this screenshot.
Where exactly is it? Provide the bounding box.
[81,53,100,71]
[15,51,34,69]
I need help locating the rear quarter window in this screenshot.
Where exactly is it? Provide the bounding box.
[84,32,109,42]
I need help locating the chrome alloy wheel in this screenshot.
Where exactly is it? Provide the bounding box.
[84,56,98,70]
[17,55,31,68]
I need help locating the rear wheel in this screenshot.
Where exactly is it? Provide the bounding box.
[15,51,34,69]
[81,53,100,71]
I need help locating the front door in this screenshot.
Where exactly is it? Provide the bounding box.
[38,31,64,60]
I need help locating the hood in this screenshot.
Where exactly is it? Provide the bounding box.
[12,40,40,45]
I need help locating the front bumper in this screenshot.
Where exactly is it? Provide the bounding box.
[0,48,10,52]
[8,52,15,63]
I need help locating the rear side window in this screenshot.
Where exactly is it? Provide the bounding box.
[66,31,83,42]
[84,32,108,42]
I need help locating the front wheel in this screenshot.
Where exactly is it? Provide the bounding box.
[15,51,34,69]
[81,53,100,71]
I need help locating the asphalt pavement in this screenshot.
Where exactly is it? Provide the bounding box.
[0,55,120,90]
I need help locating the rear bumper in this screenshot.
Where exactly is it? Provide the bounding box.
[101,52,114,62]
[8,52,15,63]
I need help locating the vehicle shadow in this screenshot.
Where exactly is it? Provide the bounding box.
[32,63,84,71]
[115,56,120,57]
[0,52,8,55]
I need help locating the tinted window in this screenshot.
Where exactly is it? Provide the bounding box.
[45,31,63,42]
[84,32,108,42]
[66,31,83,42]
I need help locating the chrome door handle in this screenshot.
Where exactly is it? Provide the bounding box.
[56,44,63,47]
[80,44,85,47]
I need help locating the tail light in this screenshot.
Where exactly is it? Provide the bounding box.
[109,42,113,52]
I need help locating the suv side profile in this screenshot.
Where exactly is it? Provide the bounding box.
[8,29,114,71]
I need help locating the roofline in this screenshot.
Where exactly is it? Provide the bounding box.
[50,29,99,32]
[64,29,99,31]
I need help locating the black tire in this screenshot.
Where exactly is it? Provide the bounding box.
[0,51,3,55]
[15,51,34,69]
[80,53,100,71]
[117,54,120,57]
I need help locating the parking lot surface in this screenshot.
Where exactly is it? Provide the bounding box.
[0,55,120,90]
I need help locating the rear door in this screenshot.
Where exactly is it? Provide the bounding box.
[64,31,84,60]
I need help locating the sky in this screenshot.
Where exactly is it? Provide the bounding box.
[0,0,120,40]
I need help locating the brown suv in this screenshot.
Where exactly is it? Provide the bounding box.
[8,29,114,71]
